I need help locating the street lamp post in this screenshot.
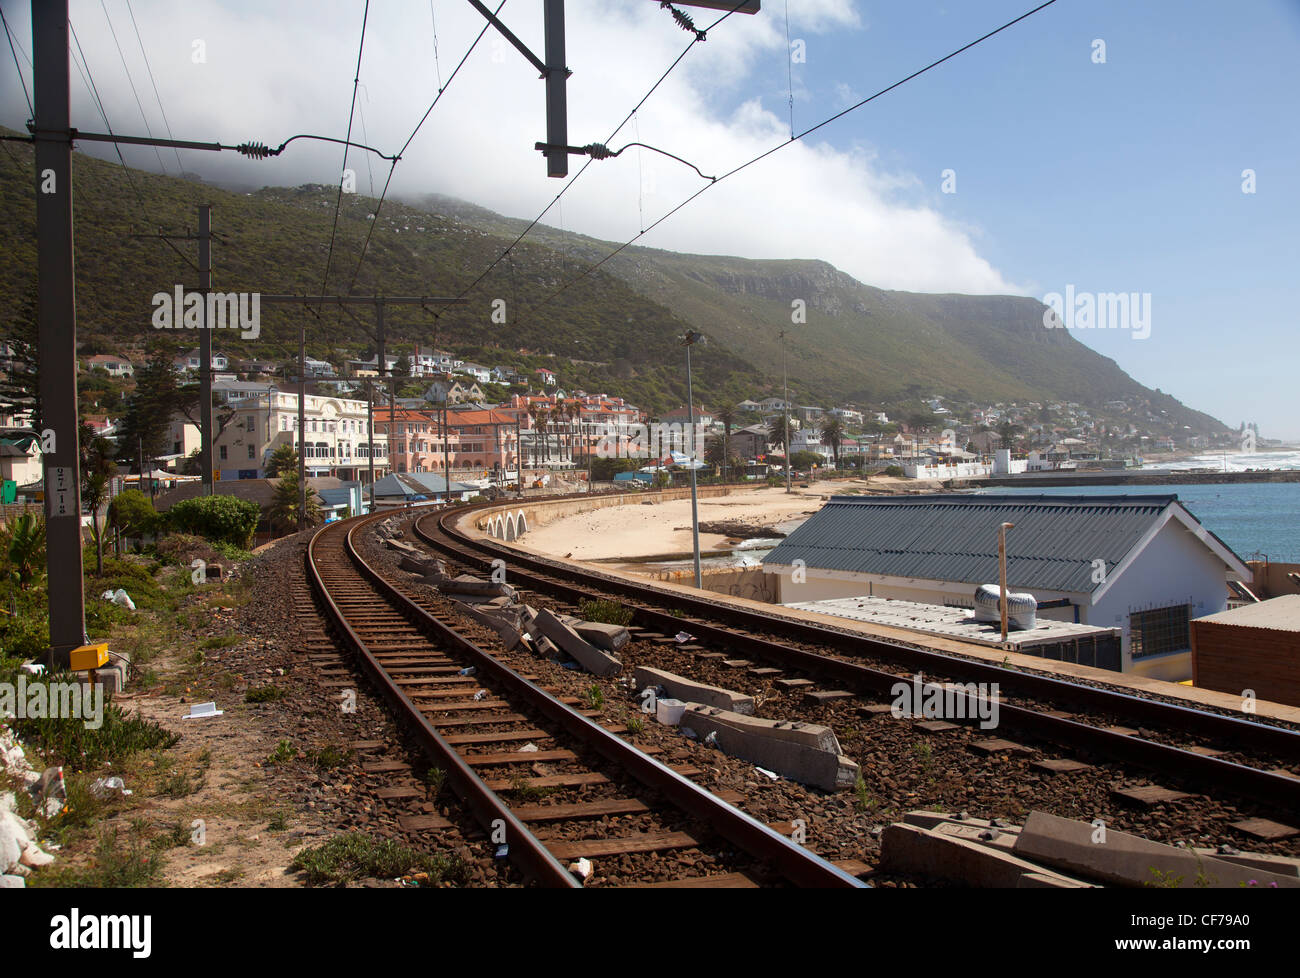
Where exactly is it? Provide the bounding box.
[682,330,703,589]
[999,521,1015,642]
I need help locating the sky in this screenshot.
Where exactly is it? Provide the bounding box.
[2,0,1297,438]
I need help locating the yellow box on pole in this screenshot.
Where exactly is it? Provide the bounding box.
[69,642,109,671]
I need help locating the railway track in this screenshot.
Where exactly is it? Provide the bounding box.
[305,510,866,888]
[414,499,1300,820]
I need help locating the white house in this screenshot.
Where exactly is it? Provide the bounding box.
[85,354,133,377]
[175,349,229,373]
[458,362,492,383]
[762,493,1251,681]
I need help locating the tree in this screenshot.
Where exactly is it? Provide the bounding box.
[818,415,845,469]
[0,285,40,426]
[117,345,195,466]
[269,473,322,534]
[3,514,46,590]
[997,420,1022,452]
[80,422,117,576]
[393,354,411,379]
[108,489,158,545]
[767,416,792,458]
[265,443,299,478]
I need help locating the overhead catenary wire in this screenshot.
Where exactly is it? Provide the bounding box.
[1,5,32,116]
[99,0,167,174]
[525,0,1060,318]
[69,19,148,211]
[342,0,507,296]
[453,0,748,304]
[125,0,184,174]
[319,0,370,305]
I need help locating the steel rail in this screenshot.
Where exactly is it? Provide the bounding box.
[423,500,1300,810]
[313,509,865,888]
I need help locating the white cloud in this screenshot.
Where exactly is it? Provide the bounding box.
[2,0,1019,295]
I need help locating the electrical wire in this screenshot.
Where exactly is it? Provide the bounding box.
[319,0,370,305]
[0,5,32,116]
[527,0,1060,317]
[100,0,167,173]
[125,0,184,174]
[452,0,749,304]
[69,19,148,210]
[343,0,506,296]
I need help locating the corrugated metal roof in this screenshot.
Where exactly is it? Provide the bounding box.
[761,493,1183,594]
[1197,594,1300,632]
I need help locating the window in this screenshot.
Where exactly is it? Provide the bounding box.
[219,445,227,460]
[1129,604,1191,660]
[247,444,255,459]
[246,416,255,432]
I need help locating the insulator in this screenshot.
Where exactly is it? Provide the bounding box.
[583,143,613,160]
[236,141,272,159]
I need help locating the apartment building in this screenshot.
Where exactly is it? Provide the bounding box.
[211,382,387,482]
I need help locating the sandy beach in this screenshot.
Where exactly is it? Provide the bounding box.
[517,478,911,562]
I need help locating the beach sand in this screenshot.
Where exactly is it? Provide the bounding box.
[518,478,911,562]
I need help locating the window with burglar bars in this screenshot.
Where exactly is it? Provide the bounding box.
[1129,604,1191,659]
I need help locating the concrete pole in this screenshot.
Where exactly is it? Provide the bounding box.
[33,0,85,666]
[782,332,792,493]
[297,317,306,530]
[686,343,702,589]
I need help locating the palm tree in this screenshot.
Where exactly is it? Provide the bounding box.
[269,473,322,534]
[265,443,298,478]
[767,415,792,463]
[818,415,845,470]
[714,403,738,482]
[4,514,46,590]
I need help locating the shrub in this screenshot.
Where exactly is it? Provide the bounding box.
[165,496,260,549]
[577,598,633,627]
[107,490,158,539]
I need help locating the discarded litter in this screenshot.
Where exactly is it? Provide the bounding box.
[494,844,509,860]
[561,661,580,671]
[18,662,44,676]
[472,689,488,701]
[458,666,477,677]
[568,857,593,881]
[182,702,223,720]
[88,776,132,799]
[655,698,686,726]
[702,731,719,748]
[100,588,135,611]
[755,766,779,781]
[674,631,694,643]
[517,743,538,753]
[680,726,698,740]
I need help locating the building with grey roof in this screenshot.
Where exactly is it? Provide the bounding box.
[762,494,1252,681]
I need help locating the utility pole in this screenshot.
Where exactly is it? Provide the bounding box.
[33,0,85,667]
[682,330,703,588]
[198,205,214,495]
[297,317,306,530]
[442,400,450,505]
[366,378,375,510]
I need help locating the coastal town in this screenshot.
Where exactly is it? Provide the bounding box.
[1,340,1279,514]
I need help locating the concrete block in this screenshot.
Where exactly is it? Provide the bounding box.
[677,703,858,791]
[449,599,524,651]
[80,664,126,694]
[880,823,1092,888]
[1013,810,1300,889]
[531,608,622,677]
[1192,849,1300,878]
[437,576,517,601]
[573,621,631,652]
[634,665,755,715]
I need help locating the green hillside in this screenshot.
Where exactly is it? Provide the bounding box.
[0,132,1224,430]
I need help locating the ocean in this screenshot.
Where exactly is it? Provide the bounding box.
[975,482,1300,563]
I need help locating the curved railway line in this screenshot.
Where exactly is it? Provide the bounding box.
[412,499,1300,821]
[305,509,866,888]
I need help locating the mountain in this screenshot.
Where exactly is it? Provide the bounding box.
[0,131,1225,431]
